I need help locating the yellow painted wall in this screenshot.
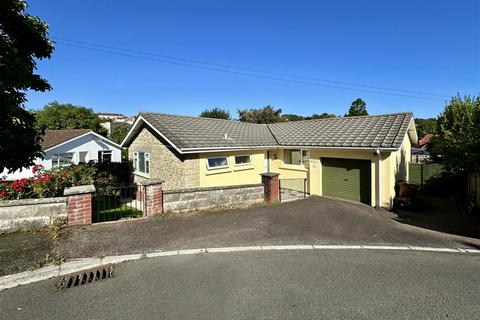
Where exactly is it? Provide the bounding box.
[269,149,308,179]
[195,134,412,208]
[385,133,412,206]
[308,149,379,206]
[198,150,266,187]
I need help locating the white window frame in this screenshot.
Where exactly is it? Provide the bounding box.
[79,151,88,163]
[284,149,310,166]
[52,153,74,168]
[234,154,251,166]
[133,151,150,175]
[206,156,229,170]
[98,150,113,162]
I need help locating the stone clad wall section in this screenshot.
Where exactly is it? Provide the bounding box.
[0,197,67,231]
[163,184,264,212]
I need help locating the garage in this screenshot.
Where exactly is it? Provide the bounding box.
[322,158,371,205]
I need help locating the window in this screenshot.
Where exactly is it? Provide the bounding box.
[134,151,150,174]
[79,151,88,163]
[52,153,74,167]
[234,155,251,166]
[207,156,228,169]
[98,150,112,162]
[284,149,309,166]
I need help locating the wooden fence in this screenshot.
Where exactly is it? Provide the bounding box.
[468,174,480,207]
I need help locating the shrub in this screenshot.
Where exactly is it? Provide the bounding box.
[0,161,131,200]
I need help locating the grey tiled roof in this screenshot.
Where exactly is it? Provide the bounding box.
[141,112,277,150]
[268,113,413,149]
[138,112,413,151]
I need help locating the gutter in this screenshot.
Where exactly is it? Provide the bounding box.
[180,146,399,154]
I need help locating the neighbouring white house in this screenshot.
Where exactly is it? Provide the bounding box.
[1,129,122,181]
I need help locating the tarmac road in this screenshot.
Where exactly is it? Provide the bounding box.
[1,249,479,319]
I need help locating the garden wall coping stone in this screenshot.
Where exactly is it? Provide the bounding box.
[261,172,280,178]
[64,185,96,196]
[0,197,67,207]
[138,179,165,186]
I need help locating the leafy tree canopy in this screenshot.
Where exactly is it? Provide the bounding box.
[199,107,231,120]
[281,113,337,121]
[109,124,131,144]
[35,101,107,135]
[433,95,480,174]
[309,113,337,119]
[345,98,368,117]
[0,0,54,173]
[238,105,282,124]
[415,118,437,138]
[281,114,305,121]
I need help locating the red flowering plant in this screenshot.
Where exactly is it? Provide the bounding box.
[0,162,119,201]
[0,165,73,200]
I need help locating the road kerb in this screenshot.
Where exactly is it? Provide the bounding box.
[1,244,478,292]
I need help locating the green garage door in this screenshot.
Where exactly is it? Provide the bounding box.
[322,158,371,205]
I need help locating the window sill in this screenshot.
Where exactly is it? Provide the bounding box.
[205,167,232,175]
[133,171,150,179]
[233,165,255,172]
[279,164,308,172]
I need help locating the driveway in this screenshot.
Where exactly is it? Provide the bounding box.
[2,250,479,319]
[55,196,480,260]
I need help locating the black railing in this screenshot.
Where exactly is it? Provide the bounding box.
[92,185,145,223]
[279,178,308,202]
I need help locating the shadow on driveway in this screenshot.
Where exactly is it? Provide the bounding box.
[392,195,480,239]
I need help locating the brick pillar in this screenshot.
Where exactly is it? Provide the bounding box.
[139,179,164,217]
[64,185,96,226]
[261,173,280,203]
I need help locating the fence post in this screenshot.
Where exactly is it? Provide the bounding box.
[304,178,307,198]
[261,173,280,203]
[64,185,96,226]
[139,179,164,217]
[420,164,424,189]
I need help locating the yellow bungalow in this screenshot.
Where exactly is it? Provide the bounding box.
[121,112,417,208]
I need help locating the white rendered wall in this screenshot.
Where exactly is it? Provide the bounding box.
[1,133,121,180]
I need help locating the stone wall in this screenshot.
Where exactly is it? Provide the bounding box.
[0,197,67,231]
[163,184,264,212]
[129,126,200,190]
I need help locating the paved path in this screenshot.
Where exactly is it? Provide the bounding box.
[1,250,479,319]
[57,196,480,260]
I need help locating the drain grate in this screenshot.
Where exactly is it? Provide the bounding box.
[55,264,115,289]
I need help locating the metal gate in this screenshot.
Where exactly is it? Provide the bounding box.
[92,185,145,223]
[279,178,307,202]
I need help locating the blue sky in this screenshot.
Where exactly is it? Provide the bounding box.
[26,0,479,118]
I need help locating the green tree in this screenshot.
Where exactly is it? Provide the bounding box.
[433,95,480,174]
[345,98,368,117]
[109,124,131,144]
[0,0,54,173]
[238,105,282,124]
[415,118,437,138]
[199,107,231,120]
[281,114,304,121]
[36,101,107,135]
[309,113,336,119]
[281,113,336,121]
